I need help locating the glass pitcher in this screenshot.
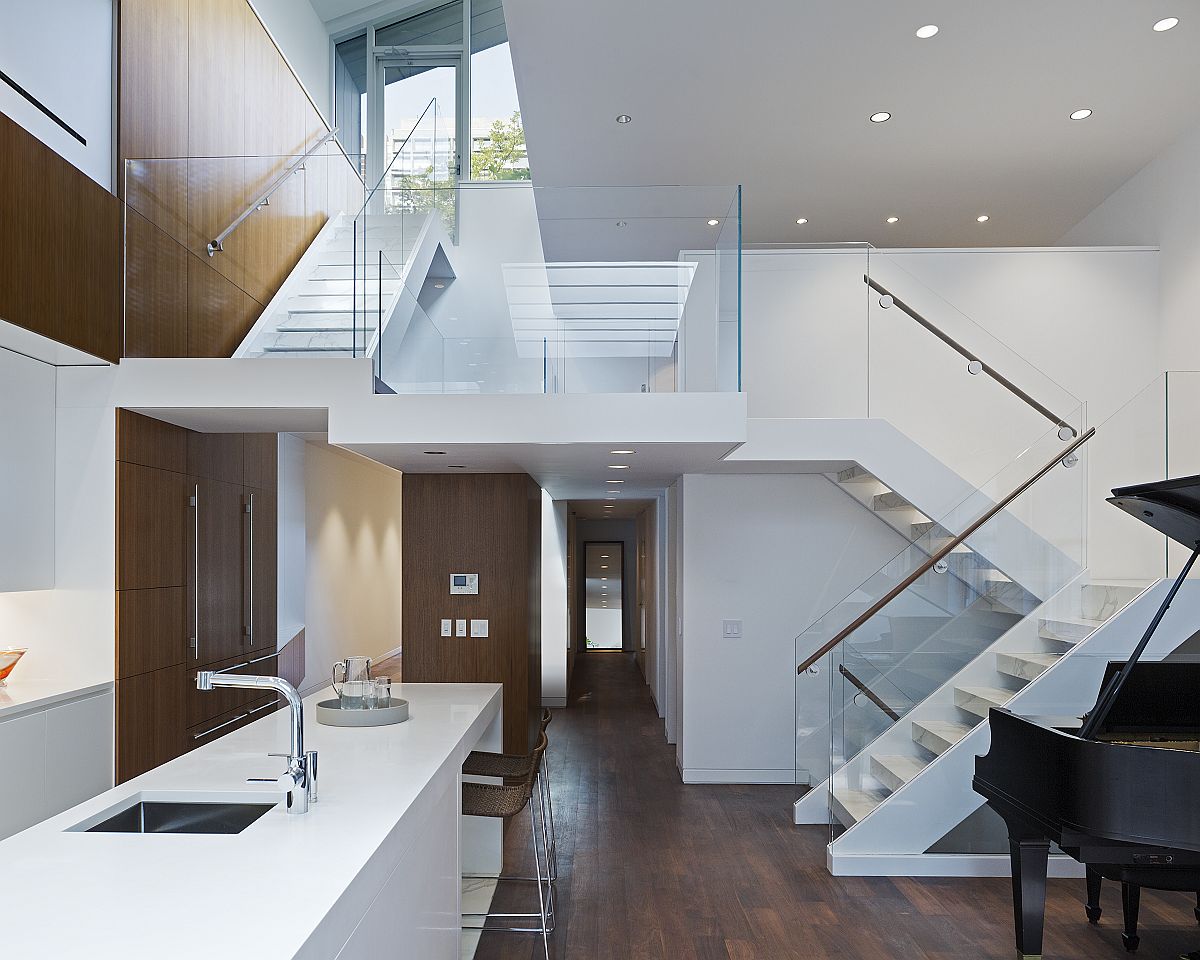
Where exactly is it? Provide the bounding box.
[332,656,372,698]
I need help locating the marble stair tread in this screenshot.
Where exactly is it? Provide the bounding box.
[911,520,952,540]
[873,491,915,511]
[996,651,1060,681]
[911,719,975,755]
[261,348,357,358]
[831,786,888,826]
[929,537,975,555]
[289,296,385,311]
[870,754,929,793]
[1081,583,1145,621]
[1038,616,1104,644]
[954,685,1015,718]
[836,465,875,483]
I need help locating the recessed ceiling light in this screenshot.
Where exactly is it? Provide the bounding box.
[708,219,720,226]
[1070,108,1093,121]
[615,220,627,227]
[616,114,632,123]
[608,464,630,469]
[610,449,635,455]
[976,215,990,223]
[915,24,939,38]
[423,450,446,455]
[796,217,808,225]
[1153,17,1179,32]
[606,479,625,483]
[886,216,900,224]
[601,565,608,569]
[870,112,891,123]
[601,554,609,558]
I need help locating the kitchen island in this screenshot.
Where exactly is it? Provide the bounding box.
[0,681,503,959]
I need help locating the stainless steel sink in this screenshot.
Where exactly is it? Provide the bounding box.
[82,800,276,835]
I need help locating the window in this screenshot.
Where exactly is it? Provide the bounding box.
[333,33,368,177]
[471,41,529,180]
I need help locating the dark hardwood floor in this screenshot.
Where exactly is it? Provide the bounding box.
[474,651,1200,960]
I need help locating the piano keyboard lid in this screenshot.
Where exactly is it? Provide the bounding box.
[1109,474,1200,549]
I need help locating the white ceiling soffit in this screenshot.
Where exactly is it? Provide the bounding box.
[502,261,695,358]
[503,0,1200,247]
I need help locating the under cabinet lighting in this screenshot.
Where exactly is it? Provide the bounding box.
[870,112,891,123]
[1070,108,1093,121]
[915,24,939,38]
[1154,17,1179,31]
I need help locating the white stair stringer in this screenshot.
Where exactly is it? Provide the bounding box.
[822,578,1190,877]
[234,212,451,361]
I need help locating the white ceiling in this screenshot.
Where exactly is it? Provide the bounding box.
[504,0,1200,247]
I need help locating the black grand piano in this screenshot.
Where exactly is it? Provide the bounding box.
[975,475,1200,959]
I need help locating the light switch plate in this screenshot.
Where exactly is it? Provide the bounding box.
[470,619,489,638]
[440,619,452,637]
[722,619,743,639]
[455,619,467,637]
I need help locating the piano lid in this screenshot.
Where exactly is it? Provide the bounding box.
[1109,474,1200,549]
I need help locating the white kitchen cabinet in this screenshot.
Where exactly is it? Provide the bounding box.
[0,346,55,591]
[0,686,113,841]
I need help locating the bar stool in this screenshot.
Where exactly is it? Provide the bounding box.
[461,731,552,960]
[463,708,558,885]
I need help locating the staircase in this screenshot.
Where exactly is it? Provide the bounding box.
[235,212,445,360]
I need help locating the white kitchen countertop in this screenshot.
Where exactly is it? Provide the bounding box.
[0,680,502,959]
[0,677,113,720]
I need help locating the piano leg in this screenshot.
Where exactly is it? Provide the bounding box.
[1194,891,1200,926]
[1086,868,1103,924]
[1009,835,1050,959]
[1121,882,1141,952]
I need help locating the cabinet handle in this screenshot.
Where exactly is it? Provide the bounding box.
[246,701,276,717]
[247,492,255,647]
[192,712,247,741]
[189,485,200,660]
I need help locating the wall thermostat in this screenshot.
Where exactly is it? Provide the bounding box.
[450,573,479,595]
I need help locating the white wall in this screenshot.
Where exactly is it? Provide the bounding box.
[540,493,568,707]
[301,441,403,694]
[676,473,910,783]
[1062,118,1200,372]
[0,348,55,592]
[249,0,332,123]
[584,607,622,648]
[0,366,116,686]
[0,0,114,187]
[277,433,307,646]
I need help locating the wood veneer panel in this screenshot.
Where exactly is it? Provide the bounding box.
[123,210,189,358]
[247,486,277,653]
[118,0,189,166]
[278,629,306,690]
[187,430,243,484]
[184,652,279,726]
[116,462,190,591]
[117,587,187,679]
[116,664,186,783]
[194,476,246,666]
[187,0,248,159]
[117,409,188,474]
[402,474,541,752]
[0,114,121,362]
[242,434,277,491]
[186,254,257,358]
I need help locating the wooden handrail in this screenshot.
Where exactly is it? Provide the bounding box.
[866,277,1078,439]
[839,664,901,721]
[798,427,1096,674]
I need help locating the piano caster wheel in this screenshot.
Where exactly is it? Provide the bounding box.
[1122,933,1140,953]
[1085,904,1102,925]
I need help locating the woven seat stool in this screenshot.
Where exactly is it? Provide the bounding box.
[462,731,552,960]
[463,708,558,885]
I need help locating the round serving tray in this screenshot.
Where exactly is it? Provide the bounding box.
[315,697,409,727]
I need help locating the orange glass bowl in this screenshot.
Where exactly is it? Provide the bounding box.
[0,648,27,686]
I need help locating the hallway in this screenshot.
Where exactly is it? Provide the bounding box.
[474,652,1200,960]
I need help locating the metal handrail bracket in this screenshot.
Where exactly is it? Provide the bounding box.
[866,276,1078,439]
[207,127,339,256]
[797,427,1096,674]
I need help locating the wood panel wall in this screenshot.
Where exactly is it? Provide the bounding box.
[0,113,122,361]
[402,474,542,753]
[119,0,361,358]
[115,409,283,783]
